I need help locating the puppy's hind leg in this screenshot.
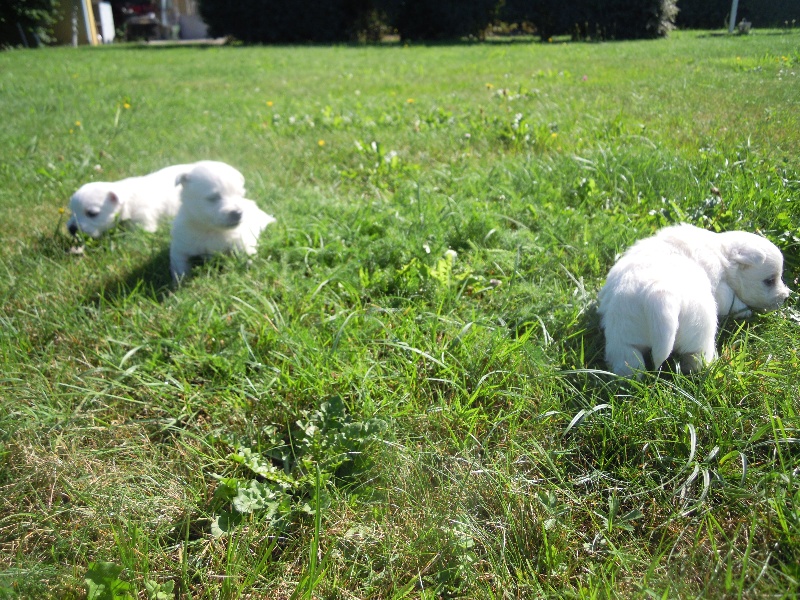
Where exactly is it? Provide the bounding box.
[606,343,647,378]
[648,294,680,372]
[677,303,718,374]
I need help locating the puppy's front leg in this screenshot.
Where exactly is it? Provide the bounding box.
[728,295,751,318]
[170,251,192,283]
[716,283,751,317]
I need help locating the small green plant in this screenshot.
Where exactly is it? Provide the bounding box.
[84,562,134,600]
[211,396,387,536]
[596,494,644,534]
[497,113,558,152]
[340,139,419,189]
[144,579,175,600]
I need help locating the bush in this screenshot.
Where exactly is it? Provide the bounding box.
[199,0,679,43]
[0,0,60,48]
[379,0,499,41]
[589,0,678,39]
[500,0,677,40]
[198,0,375,43]
[500,0,578,40]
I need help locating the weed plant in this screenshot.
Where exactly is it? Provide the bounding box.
[1,30,800,598]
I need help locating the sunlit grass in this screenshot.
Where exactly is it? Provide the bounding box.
[1,29,799,598]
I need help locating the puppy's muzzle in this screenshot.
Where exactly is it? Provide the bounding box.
[224,208,243,228]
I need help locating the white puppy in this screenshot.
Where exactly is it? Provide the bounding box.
[67,164,194,237]
[598,223,791,377]
[170,161,276,280]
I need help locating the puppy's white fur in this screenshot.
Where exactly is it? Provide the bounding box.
[598,223,791,377]
[67,164,194,237]
[170,161,275,280]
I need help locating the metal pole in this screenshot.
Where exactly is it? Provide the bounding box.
[71,0,78,46]
[729,0,739,33]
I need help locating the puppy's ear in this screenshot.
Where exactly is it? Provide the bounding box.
[106,191,120,205]
[728,244,766,267]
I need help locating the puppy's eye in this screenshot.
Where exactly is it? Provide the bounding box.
[207,193,221,203]
[85,209,100,218]
[763,276,777,287]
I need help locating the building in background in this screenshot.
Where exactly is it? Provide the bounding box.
[52,0,209,45]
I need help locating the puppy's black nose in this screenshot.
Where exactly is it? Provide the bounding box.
[68,222,78,236]
[227,209,243,226]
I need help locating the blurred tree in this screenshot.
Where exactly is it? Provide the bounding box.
[0,0,60,47]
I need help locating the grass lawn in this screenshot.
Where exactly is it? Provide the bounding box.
[1,28,800,598]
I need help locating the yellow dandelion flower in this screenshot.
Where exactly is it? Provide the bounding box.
[58,207,65,214]
[551,132,558,138]
[75,121,81,127]
[318,139,325,147]
[123,102,131,109]
[485,83,494,89]
[267,101,274,107]
[406,98,415,103]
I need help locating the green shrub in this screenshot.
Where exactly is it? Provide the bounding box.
[500,0,677,40]
[379,0,499,41]
[590,0,678,39]
[500,0,579,40]
[0,0,60,47]
[198,0,375,43]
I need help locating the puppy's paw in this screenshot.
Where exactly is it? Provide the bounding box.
[679,353,710,374]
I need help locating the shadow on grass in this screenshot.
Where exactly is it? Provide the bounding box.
[695,29,799,38]
[84,245,175,306]
[27,229,86,261]
[109,34,556,52]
